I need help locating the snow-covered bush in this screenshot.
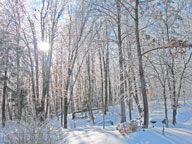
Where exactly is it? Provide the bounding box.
[2,119,65,144]
[116,119,143,135]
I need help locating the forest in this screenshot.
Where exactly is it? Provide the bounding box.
[0,0,192,144]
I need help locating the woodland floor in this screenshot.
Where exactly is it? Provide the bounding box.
[1,97,192,144]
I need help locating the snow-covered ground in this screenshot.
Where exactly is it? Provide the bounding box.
[58,97,192,144]
[62,126,192,144]
[1,97,192,144]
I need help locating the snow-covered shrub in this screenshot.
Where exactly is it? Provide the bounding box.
[116,119,143,135]
[2,119,65,144]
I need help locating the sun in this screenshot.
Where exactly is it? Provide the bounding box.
[39,41,49,52]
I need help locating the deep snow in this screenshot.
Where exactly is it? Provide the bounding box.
[1,97,192,144]
[58,97,192,144]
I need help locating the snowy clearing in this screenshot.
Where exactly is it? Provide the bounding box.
[1,98,192,144]
[57,98,192,144]
[62,126,192,144]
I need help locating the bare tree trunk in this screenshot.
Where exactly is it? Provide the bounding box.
[7,100,12,121]
[98,48,105,128]
[132,63,142,114]
[16,43,22,121]
[128,100,132,120]
[2,70,7,127]
[104,26,110,114]
[104,47,108,114]
[172,80,177,126]
[126,39,142,115]
[23,32,36,114]
[64,96,68,128]
[45,89,49,118]
[70,85,75,112]
[172,106,177,125]
[135,0,148,128]
[171,65,177,125]
[60,70,63,126]
[108,73,113,106]
[128,71,132,120]
[87,53,95,125]
[61,96,63,126]
[51,76,59,120]
[28,18,40,117]
[163,86,168,127]
[117,0,126,123]
[126,40,133,120]
[63,75,70,128]
[125,72,132,120]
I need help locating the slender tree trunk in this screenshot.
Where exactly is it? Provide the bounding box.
[61,96,63,126]
[104,46,109,114]
[16,46,22,121]
[172,107,177,125]
[172,81,177,125]
[28,19,40,102]
[41,54,46,114]
[59,47,63,125]
[64,96,68,128]
[51,76,59,120]
[126,41,133,120]
[28,19,40,117]
[87,53,95,125]
[129,100,132,120]
[23,32,37,114]
[132,59,142,114]
[170,65,177,125]
[128,70,132,120]
[60,72,63,126]
[2,70,7,127]
[163,86,168,127]
[117,0,126,123]
[135,0,148,128]
[45,89,49,119]
[127,40,142,115]
[108,74,112,106]
[63,74,70,128]
[7,101,12,121]
[98,49,105,128]
[70,85,75,112]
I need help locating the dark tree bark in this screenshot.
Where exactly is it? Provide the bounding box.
[104,27,110,114]
[64,96,68,128]
[7,101,12,121]
[2,69,7,127]
[63,75,70,128]
[135,0,149,128]
[104,46,108,115]
[163,86,168,127]
[45,89,49,118]
[117,0,126,123]
[16,38,22,121]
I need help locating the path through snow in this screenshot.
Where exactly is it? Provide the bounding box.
[62,126,192,144]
